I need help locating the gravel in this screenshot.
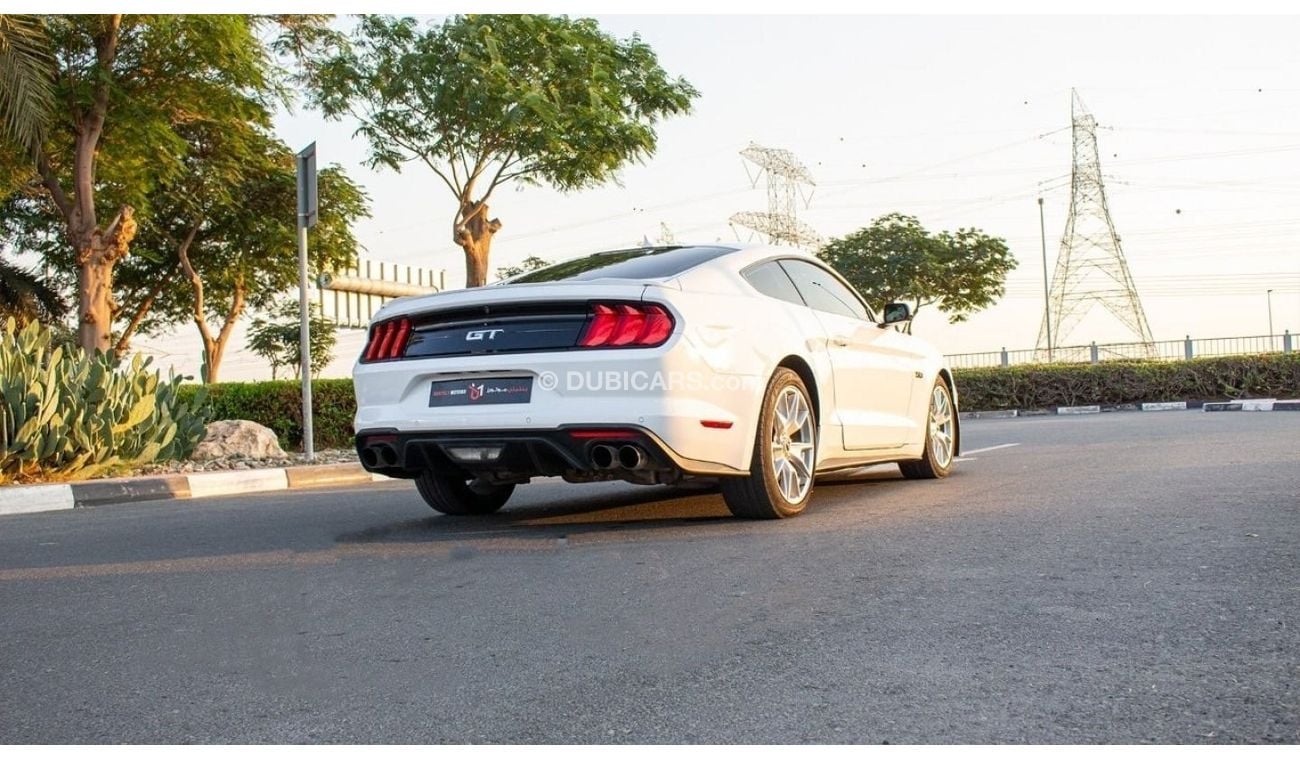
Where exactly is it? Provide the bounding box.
[129,448,360,477]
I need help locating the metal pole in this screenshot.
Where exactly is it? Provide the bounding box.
[1267,289,1274,349]
[298,221,315,461]
[1038,197,1052,361]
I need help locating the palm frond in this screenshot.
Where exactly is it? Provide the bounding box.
[0,14,55,154]
[0,256,67,325]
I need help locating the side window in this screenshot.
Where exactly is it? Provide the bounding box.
[778,260,871,321]
[742,261,806,307]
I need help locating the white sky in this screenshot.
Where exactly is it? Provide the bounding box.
[268,12,1300,362]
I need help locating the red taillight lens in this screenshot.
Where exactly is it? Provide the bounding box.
[576,302,674,348]
[362,317,412,362]
[609,304,646,346]
[578,304,619,347]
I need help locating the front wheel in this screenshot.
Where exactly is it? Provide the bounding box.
[415,468,514,515]
[721,368,817,519]
[899,376,956,479]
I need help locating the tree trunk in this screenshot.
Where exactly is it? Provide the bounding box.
[453,199,502,288]
[175,224,246,385]
[74,206,137,354]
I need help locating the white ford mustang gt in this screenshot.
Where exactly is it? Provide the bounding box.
[353,244,959,519]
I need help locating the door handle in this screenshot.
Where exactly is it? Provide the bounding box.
[830,336,849,347]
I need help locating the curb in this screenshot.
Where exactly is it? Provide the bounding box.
[1204,398,1300,412]
[0,462,387,517]
[959,399,1299,420]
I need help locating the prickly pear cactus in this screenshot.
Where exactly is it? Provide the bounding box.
[0,318,208,483]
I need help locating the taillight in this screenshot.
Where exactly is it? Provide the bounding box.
[576,302,674,348]
[362,317,412,362]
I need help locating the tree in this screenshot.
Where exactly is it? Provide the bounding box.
[0,15,337,354]
[3,128,369,381]
[309,14,698,288]
[248,297,337,380]
[817,213,1016,332]
[495,255,553,281]
[131,143,368,384]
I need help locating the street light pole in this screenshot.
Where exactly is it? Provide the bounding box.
[1039,197,1052,361]
[1267,289,1274,349]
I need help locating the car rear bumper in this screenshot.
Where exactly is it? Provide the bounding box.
[355,424,748,479]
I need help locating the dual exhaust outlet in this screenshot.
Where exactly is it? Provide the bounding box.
[359,442,399,469]
[590,444,650,472]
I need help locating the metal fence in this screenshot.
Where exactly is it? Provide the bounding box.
[945,332,1295,369]
[315,258,448,329]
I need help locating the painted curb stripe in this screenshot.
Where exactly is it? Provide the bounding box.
[185,468,289,499]
[0,484,76,515]
[1141,401,1188,411]
[1056,405,1101,415]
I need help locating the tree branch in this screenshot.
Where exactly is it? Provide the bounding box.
[479,150,518,205]
[113,267,173,357]
[216,275,246,357]
[35,152,71,220]
[175,223,213,350]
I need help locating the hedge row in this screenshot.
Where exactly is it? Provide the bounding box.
[954,353,1300,411]
[180,354,1299,450]
[179,379,356,452]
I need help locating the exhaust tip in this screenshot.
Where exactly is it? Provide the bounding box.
[590,444,616,470]
[359,447,379,469]
[618,445,648,470]
[373,443,399,468]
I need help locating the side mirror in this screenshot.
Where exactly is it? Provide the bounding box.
[881,302,911,326]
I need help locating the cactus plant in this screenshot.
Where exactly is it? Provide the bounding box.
[0,318,208,483]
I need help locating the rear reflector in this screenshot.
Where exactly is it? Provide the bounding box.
[567,428,642,440]
[700,420,734,429]
[362,317,412,362]
[577,302,674,348]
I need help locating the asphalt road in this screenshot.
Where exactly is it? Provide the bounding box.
[1,412,1297,743]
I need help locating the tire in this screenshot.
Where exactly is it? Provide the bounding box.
[414,468,514,515]
[899,375,956,480]
[721,368,817,519]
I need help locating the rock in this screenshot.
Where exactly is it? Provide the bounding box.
[191,420,287,461]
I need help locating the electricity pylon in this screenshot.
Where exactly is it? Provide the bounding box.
[729,143,823,249]
[1037,90,1156,360]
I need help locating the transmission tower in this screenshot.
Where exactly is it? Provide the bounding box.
[729,143,823,249]
[1037,90,1156,361]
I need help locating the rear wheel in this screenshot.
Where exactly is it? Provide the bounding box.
[721,368,817,519]
[899,376,956,479]
[415,468,514,515]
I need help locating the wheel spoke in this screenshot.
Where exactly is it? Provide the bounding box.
[789,453,811,481]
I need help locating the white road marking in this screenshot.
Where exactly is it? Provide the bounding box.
[960,443,1021,456]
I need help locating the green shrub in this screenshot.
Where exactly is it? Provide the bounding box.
[1,318,208,483]
[954,354,1300,411]
[181,378,356,451]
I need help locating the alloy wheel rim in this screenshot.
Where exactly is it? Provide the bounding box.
[770,386,815,503]
[928,386,954,468]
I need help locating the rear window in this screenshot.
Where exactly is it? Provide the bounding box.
[507,246,736,284]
